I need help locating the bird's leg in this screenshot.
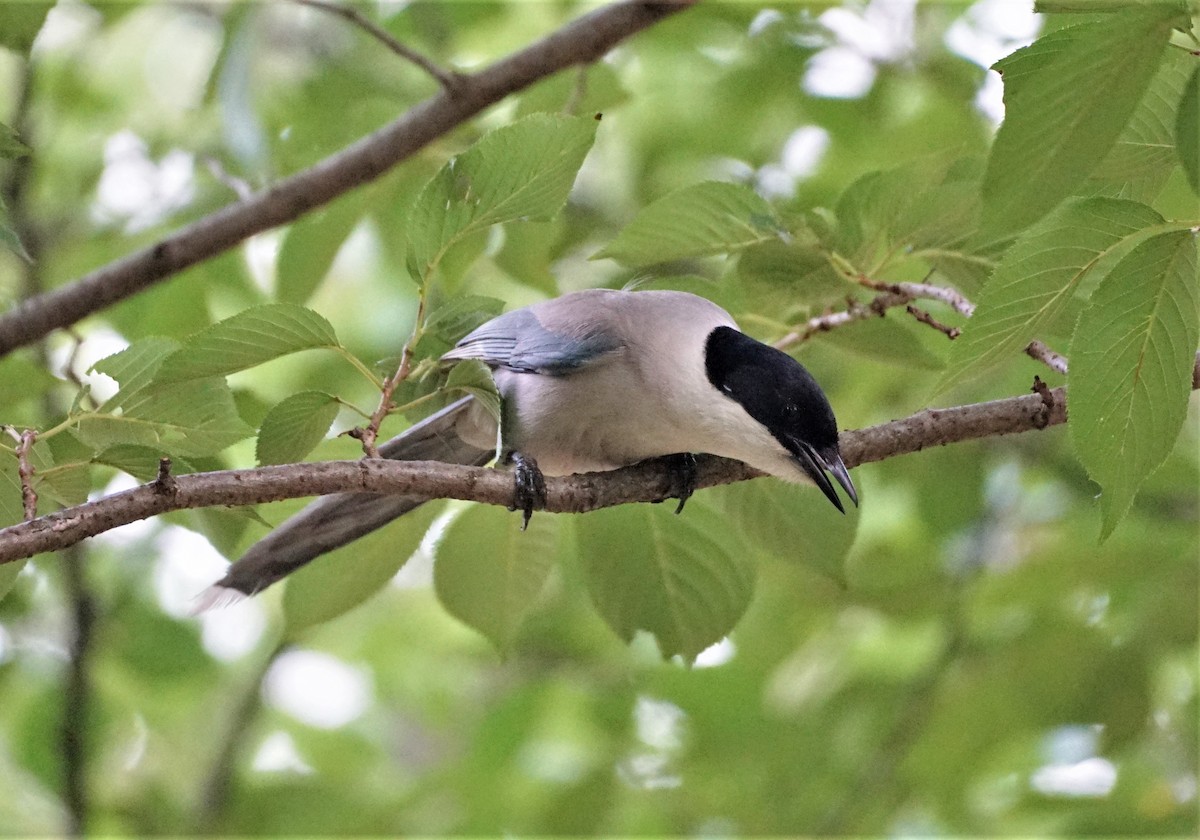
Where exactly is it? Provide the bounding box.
[665,452,698,515]
[505,451,546,530]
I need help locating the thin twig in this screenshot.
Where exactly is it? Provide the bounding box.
[292,0,464,91]
[6,427,40,520]
[1025,339,1068,375]
[354,296,427,458]
[860,278,976,316]
[905,304,960,339]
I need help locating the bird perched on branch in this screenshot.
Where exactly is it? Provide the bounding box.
[200,288,857,603]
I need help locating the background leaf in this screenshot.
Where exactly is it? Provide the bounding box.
[276,192,365,304]
[255,391,339,466]
[433,502,559,653]
[594,181,783,267]
[283,499,447,635]
[1068,230,1199,538]
[575,499,755,661]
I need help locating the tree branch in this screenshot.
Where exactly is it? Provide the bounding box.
[0,382,1078,564]
[0,0,694,358]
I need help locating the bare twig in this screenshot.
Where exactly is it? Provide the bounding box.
[860,278,976,316]
[0,1,695,358]
[355,295,428,458]
[1025,339,1068,375]
[905,304,961,339]
[153,457,177,496]
[291,0,464,91]
[6,427,39,520]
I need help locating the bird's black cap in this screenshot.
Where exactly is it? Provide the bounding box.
[704,326,857,511]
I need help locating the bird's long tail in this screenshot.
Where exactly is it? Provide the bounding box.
[196,397,492,606]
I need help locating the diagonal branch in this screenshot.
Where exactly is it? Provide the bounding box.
[0,0,694,359]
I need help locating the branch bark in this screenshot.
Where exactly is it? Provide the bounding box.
[0,0,694,358]
[0,382,1075,564]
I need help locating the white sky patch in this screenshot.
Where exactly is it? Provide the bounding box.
[93,131,195,234]
[1031,757,1118,798]
[693,636,736,669]
[264,649,373,730]
[48,327,129,404]
[804,0,916,99]
[153,527,232,618]
[252,730,314,775]
[804,47,877,99]
[635,695,686,751]
[946,0,1042,124]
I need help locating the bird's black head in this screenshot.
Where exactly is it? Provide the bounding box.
[704,326,857,512]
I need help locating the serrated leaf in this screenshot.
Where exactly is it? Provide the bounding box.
[710,479,860,580]
[1083,49,1194,203]
[283,499,445,634]
[937,198,1166,396]
[406,113,597,285]
[92,337,181,400]
[445,360,501,423]
[1176,66,1200,195]
[255,391,339,466]
[595,181,783,268]
[276,193,364,304]
[737,239,846,312]
[78,379,253,458]
[433,503,558,653]
[818,315,946,371]
[152,304,339,384]
[981,6,1182,236]
[576,499,755,662]
[423,295,505,344]
[1069,230,1199,539]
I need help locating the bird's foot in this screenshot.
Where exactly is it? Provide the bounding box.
[665,452,698,514]
[507,452,546,530]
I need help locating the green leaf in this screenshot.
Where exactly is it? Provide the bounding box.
[153,304,339,385]
[736,239,846,312]
[712,479,860,581]
[0,559,24,603]
[77,379,254,458]
[276,193,364,304]
[1176,66,1200,196]
[981,5,1182,236]
[444,360,501,423]
[433,502,558,653]
[1068,230,1199,539]
[93,444,200,481]
[937,198,1165,396]
[818,315,947,371]
[1083,49,1195,204]
[0,1,54,54]
[0,456,28,602]
[255,391,339,466]
[423,295,505,344]
[92,338,180,399]
[594,181,783,268]
[406,113,597,285]
[283,499,446,634]
[576,499,755,662]
[0,122,29,159]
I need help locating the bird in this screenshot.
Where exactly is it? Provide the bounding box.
[200,288,857,603]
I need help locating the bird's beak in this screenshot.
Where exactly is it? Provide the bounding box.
[791,442,858,514]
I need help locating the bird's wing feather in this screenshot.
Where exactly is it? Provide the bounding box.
[443,305,622,374]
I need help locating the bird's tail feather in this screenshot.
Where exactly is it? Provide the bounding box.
[199,397,491,603]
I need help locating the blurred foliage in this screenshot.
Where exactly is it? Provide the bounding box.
[0,0,1196,836]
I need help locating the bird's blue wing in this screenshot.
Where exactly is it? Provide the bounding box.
[443,307,621,374]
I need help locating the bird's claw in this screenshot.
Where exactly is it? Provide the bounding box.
[667,452,698,515]
[508,452,546,530]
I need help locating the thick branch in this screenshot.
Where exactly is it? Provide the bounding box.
[0,0,693,358]
[0,383,1075,564]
